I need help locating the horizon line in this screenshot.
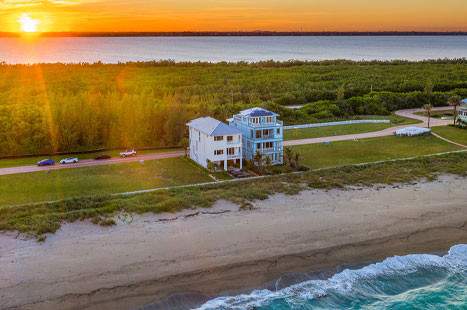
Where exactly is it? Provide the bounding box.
[1,31,467,38]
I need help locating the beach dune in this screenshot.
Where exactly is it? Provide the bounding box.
[1,175,466,310]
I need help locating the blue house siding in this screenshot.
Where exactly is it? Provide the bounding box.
[229,108,284,165]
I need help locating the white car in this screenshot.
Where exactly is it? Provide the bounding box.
[120,149,137,158]
[60,157,79,164]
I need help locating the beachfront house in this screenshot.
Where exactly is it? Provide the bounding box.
[187,117,243,170]
[229,107,284,165]
[459,99,467,124]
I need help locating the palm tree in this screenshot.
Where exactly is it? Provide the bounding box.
[423,104,433,128]
[448,95,461,125]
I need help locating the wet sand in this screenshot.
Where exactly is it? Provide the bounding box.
[1,175,466,310]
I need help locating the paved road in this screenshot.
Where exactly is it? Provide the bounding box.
[0,107,453,176]
[284,106,452,147]
[0,151,185,176]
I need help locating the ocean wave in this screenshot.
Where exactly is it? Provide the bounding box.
[195,244,467,310]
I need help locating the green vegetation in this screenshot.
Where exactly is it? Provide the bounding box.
[0,148,181,169]
[414,110,453,119]
[291,135,461,169]
[1,151,465,239]
[0,157,213,206]
[285,123,391,140]
[432,126,467,146]
[1,60,466,157]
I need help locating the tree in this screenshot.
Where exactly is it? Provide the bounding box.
[284,147,293,167]
[206,160,216,172]
[448,95,461,125]
[423,104,433,128]
[253,150,263,171]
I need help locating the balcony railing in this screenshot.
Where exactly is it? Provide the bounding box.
[248,120,283,128]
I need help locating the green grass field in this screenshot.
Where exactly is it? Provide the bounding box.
[0,157,213,206]
[432,126,467,146]
[291,135,461,169]
[284,123,392,140]
[0,148,182,169]
[1,152,465,239]
[284,114,419,141]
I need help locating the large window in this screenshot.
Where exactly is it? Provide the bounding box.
[227,147,235,155]
[251,117,260,124]
[255,130,261,139]
[263,142,273,149]
[214,149,224,155]
[227,136,233,142]
[266,116,273,123]
[214,136,224,141]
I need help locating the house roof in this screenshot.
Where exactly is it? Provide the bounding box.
[187,117,241,136]
[239,107,277,117]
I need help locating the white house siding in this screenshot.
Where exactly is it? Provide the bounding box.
[188,127,242,170]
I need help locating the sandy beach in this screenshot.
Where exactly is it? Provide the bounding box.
[1,175,466,310]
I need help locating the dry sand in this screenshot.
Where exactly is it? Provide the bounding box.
[1,175,466,310]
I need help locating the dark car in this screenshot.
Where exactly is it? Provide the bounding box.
[95,154,111,160]
[37,159,55,166]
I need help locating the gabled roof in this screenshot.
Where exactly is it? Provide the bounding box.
[187,117,241,136]
[239,107,277,117]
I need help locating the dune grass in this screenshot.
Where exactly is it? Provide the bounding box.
[291,135,461,169]
[0,157,213,207]
[432,126,467,146]
[0,151,465,240]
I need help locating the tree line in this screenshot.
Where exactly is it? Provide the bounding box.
[0,60,465,157]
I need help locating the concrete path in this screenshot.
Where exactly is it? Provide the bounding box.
[0,151,185,176]
[284,106,452,147]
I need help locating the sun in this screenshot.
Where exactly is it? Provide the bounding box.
[18,13,40,33]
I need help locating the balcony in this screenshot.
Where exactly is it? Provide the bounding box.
[248,120,283,128]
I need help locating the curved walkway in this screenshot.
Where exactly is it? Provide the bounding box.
[284,106,452,147]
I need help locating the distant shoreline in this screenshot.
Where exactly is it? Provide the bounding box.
[1,31,467,38]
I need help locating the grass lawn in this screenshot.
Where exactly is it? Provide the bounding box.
[0,157,213,206]
[415,110,453,119]
[432,126,467,146]
[284,123,392,141]
[0,148,182,169]
[291,135,462,169]
[284,114,419,141]
[1,152,465,239]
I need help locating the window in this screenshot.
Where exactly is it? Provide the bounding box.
[214,136,223,141]
[266,116,273,123]
[263,129,270,137]
[277,128,280,135]
[256,143,261,149]
[227,136,233,142]
[251,117,259,124]
[250,130,254,138]
[214,149,224,155]
[227,147,235,155]
[255,130,262,139]
[263,142,273,149]
[198,132,201,141]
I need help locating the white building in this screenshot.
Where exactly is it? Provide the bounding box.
[187,117,243,170]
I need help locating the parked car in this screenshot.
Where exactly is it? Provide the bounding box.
[120,149,137,158]
[37,159,55,166]
[95,154,111,160]
[59,157,79,164]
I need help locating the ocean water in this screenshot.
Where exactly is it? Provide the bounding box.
[0,36,466,64]
[196,244,467,310]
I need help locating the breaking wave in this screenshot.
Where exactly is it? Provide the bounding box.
[196,244,467,309]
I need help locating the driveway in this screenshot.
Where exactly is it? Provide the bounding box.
[284,106,452,147]
[0,151,185,176]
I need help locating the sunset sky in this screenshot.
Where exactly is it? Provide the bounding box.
[1,0,466,33]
